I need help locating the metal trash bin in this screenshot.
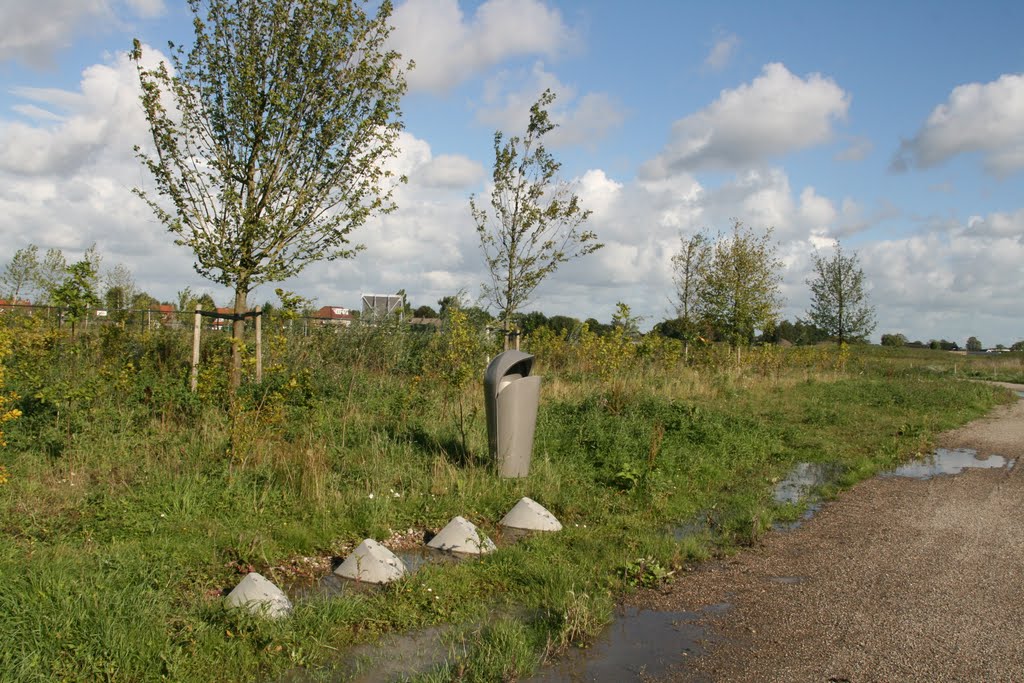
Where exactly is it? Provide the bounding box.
[484,350,542,478]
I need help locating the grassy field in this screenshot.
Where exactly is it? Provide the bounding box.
[0,316,1018,681]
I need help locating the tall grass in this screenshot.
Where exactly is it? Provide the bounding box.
[0,314,1015,681]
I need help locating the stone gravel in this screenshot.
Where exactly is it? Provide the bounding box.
[643,383,1024,683]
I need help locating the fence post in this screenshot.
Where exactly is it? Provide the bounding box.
[255,306,263,383]
[191,307,202,393]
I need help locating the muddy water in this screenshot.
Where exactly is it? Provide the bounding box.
[528,604,728,683]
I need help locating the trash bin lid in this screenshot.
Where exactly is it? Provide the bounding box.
[484,350,534,397]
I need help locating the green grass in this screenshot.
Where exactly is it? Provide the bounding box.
[0,321,1014,681]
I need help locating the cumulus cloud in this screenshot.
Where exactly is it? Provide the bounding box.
[475,62,625,147]
[414,155,485,189]
[703,32,739,72]
[640,63,850,177]
[390,0,575,93]
[0,49,159,176]
[861,222,1024,340]
[0,0,164,67]
[891,73,1024,177]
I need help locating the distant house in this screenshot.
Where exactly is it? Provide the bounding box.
[0,298,30,312]
[314,306,354,328]
[156,303,176,326]
[211,307,235,331]
[409,317,442,331]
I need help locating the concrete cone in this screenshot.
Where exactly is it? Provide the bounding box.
[335,539,408,584]
[427,516,496,554]
[499,497,562,531]
[225,572,292,619]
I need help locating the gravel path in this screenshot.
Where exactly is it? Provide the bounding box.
[645,383,1024,683]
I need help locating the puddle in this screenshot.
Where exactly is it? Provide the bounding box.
[669,516,711,541]
[772,462,841,504]
[527,604,728,682]
[883,448,1013,480]
[772,504,821,532]
[1016,391,1024,399]
[280,625,455,683]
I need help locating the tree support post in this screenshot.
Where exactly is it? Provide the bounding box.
[191,306,202,393]
[255,307,262,383]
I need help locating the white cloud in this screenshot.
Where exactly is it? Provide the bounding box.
[892,73,1024,177]
[640,63,850,177]
[0,0,164,67]
[390,0,575,93]
[122,0,164,18]
[415,155,485,189]
[860,222,1024,343]
[475,62,625,147]
[703,32,739,72]
[0,50,156,176]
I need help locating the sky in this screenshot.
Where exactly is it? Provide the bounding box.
[1,0,1022,346]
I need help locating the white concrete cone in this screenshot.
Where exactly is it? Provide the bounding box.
[225,572,292,619]
[427,516,496,554]
[499,497,562,531]
[335,539,408,584]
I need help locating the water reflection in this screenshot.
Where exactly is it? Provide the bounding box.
[884,448,1013,479]
[772,462,842,504]
[528,604,728,682]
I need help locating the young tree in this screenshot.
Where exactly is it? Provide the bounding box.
[611,301,642,339]
[699,221,784,351]
[805,243,876,345]
[53,258,101,338]
[103,263,138,310]
[471,89,602,349]
[671,231,711,360]
[34,248,68,305]
[1,245,40,302]
[132,0,408,390]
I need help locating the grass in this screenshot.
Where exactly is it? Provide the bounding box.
[0,318,1016,681]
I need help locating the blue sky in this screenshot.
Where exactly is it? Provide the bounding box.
[1,0,1022,346]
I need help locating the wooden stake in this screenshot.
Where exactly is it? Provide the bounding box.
[255,306,263,383]
[191,306,202,392]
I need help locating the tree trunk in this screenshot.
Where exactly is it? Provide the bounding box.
[231,284,248,394]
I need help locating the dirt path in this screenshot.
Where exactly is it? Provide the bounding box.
[645,383,1024,682]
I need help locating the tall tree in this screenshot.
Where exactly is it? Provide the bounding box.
[132,0,408,390]
[671,231,711,360]
[471,89,602,349]
[699,221,784,350]
[966,336,982,352]
[1,245,40,302]
[805,243,876,345]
